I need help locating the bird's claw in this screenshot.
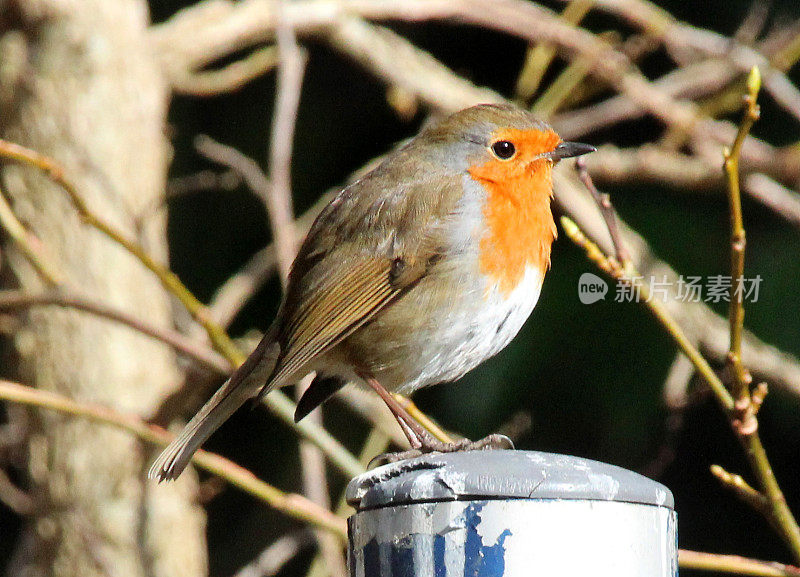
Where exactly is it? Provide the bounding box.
[368,433,515,468]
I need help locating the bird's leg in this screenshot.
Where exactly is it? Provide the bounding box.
[359,372,428,449]
[359,373,514,467]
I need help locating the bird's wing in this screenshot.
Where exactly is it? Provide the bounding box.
[262,163,462,394]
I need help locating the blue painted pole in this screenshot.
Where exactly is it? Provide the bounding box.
[346,451,677,576]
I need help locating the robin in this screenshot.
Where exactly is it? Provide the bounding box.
[150,103,594,481]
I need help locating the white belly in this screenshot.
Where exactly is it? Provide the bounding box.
[396,265,544,394]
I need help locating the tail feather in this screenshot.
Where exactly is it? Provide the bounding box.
[149,333,280,481]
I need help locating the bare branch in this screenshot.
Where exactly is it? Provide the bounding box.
[679,550,800,576]
[233,532,315,577]
[172,45,279,96]
[745,174,800,228]
[0,380,348,539]
[0,290,230,375]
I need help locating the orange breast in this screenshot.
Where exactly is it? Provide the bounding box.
[468,129,559,295]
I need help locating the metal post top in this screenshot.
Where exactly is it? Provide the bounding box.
[347,450,674,511]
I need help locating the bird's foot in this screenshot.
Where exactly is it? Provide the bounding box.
[369,433,514,468]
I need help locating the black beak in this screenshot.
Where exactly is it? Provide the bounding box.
[546,141,596,161]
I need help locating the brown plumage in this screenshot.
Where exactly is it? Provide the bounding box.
[150,104,594,481]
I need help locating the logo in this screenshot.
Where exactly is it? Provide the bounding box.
[578,272,608,304]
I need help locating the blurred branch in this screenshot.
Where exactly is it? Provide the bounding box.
[0,185,63,286]
[679,550,800,576]
[0,138,242,362]
[233,531,315,577]
[710,464,769,515]
[268,11,305,287]
[322,18,504,112]
[153,0,796,167]
[153,0,800,207]
[0,137,364,480]
[172,45,279,96]
[514,0,594,103]
[568,0,800,123]
[0,467,34,516]
[576,157,629,264]
[305,427,391,577]
[563,137,800,560]
[744,174,800,229]
[152,0,695,129]
[206,191,331,329]
[0,380,348,540]
[554,172,800,400]
[272,6,346,575]
[561,217,733,410]
[552,58,736,138]
[0,290,229,375]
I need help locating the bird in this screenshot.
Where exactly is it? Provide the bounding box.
[150,103,595,481]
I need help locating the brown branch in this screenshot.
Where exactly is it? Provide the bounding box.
[0,137,243,363]
[567,0,800,123]
[553,171,800,400]
[172,45,279,96]
[565,147,800,561]
[0,137,365,480]
[552,58,737,138]
[679,550,800,576]
[233,531,315,577]
[0,380,348,539]
[152,0,800,194]
[710,464,769,515]
[744,174,800,229]
[206,191,331,328]
[268,13,305,287]
[0,184,63,286]
[0,290,230,375]
[152,0,696,131]
[575,157,629,264]
[0,467,35,516]
[323,18,504,112]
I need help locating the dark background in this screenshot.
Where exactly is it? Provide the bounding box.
[158,0,800,574]
[5,0,800,575]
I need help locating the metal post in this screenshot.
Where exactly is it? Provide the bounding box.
[346,450,677,576]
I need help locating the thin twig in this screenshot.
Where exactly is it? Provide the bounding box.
[0,290,230,375]
[207,191,332,328]
[0,137,364,480]
[233,531,315,577]
[0,467,35,515]
[561,215,735,410]
[172,45,279,96]
[564,160,800,560]
[710,464,769,515]
[575,157,630,265]
[0,138,241,362]
[744,174,800,229]
[0,380,347,539]
[0,185,62,286]
[514,0,594,103]
[267,9,306,288]
[724,67,760,404]
[679,550,800,576]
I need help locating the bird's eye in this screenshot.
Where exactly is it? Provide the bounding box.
[491,140,516,160]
